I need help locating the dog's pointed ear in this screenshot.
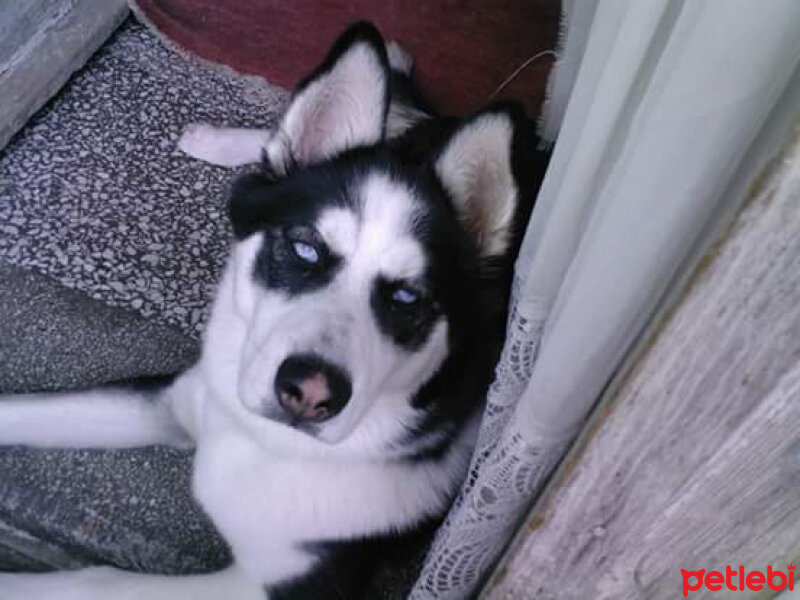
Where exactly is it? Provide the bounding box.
[435,107,524,258]
[265,22,390,174]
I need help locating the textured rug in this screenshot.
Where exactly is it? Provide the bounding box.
[0,18,287,338]
[0,18,275,574]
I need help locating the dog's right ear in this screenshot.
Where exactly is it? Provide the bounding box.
[434,106,525,258]
[264,22,390,174]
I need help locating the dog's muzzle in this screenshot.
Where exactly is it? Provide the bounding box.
[273,354,352,423]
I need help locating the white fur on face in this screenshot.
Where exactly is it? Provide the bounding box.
[202,173,449,455]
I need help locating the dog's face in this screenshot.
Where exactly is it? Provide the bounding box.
[229,162,466,447]
[203,24,524,456]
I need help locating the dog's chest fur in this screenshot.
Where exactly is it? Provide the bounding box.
[190,402,475,587]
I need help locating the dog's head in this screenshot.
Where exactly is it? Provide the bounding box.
[203,23,533,457]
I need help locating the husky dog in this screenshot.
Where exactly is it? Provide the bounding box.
[0,22,546,599]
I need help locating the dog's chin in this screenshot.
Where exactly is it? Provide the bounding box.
[242,399,355,446]
[252,403,323,438]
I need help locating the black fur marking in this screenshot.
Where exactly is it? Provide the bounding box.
[266,520,439,600]
[229,166,349,240]
[255,227,343,296]
[370,276,441,350]
[112,373,179,395]
[389,68,436,118]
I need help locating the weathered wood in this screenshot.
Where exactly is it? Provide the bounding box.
[0,0,128,150]
[482,134,800,600]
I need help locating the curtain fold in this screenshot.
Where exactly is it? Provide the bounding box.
[411,1,800,598]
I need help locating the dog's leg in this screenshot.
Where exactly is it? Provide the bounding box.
[0,386,191,448]
[178,124,270,167]
[0,565,265,600]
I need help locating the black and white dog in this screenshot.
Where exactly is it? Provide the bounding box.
[0,22,546,599]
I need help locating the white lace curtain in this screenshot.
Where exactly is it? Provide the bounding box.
[411,1,800,597]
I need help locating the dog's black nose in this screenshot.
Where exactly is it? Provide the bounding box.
[274,354,352,423]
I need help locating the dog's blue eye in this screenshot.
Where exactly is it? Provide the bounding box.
[392,287,419,305]
[292,241,320,264]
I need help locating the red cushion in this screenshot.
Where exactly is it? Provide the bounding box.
[133,0,558,116]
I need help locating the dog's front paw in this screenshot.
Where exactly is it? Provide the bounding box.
[0,567,119,600]
[0,572,75,600]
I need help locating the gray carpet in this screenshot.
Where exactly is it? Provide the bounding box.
[0,18,284,573]
[0,262,197,394]
[0,18,287,337]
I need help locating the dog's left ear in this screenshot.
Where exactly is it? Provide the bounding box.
[435,108,523,258]
[265,22,390,174]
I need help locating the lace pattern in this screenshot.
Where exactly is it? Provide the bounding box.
[410,281,570,599]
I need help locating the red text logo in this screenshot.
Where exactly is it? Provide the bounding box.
[681,565,795,596]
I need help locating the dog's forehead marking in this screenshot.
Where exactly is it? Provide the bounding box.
[317,173,425,280]
[317,208,358,257]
